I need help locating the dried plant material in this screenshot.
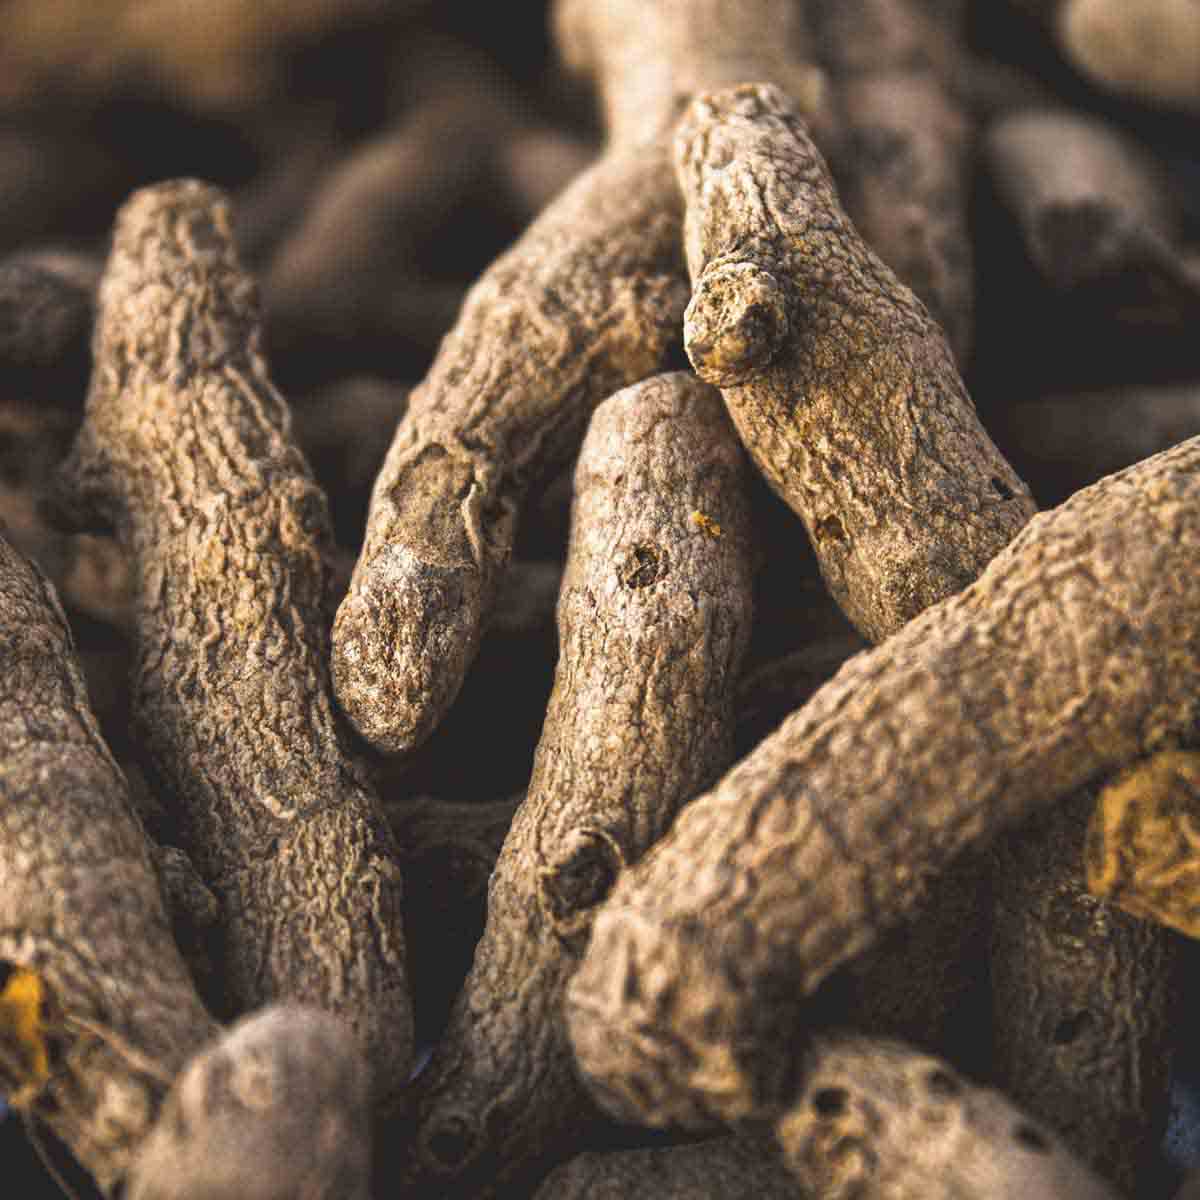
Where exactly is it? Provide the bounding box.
[54,180,412,1088]
[566,436,1200,1130]
[0,528,217,1193]
[531,1134,798,1200]
[126,1007,372,1200]
[496,126,598,220]
[330,141,687,754]
[995,383,1200,502]
[0,129,125,255]
[408,373,754,1189]
[553,0,834,148]
[1087,750,1200,937]
[810,0,977,364]
[0,401,132,628]
[263,84,498,358]
[0,966,52,1100]
[776,1033,1122,1199]
[1058,0,1200,115]
[676,83,1035,643]
[991,791,1176,1192]
[985,109,1200,300]
[333,0,840,757]
[0,251,96,396]
[151,845,220,933]
[0,0,417,115]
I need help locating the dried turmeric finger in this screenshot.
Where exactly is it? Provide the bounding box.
[0,250,96,399]
[531,1133,797,1200]
[991,790,1177,1192]
[0,528,217,1193]
[0,400,131,629]
[566,435,1200,1129]
[553,0,833,148]
[1058,0,1200,115]
[995,382,1200,504]
[776,1033,1121,1199]
[985,108,1200,303]
[54,180,412,1090]
[675,82,1035,642]
[407,373,754,1190]
[126,1006,372,1200]
[810,0,977,364]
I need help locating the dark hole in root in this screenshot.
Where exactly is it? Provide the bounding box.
[618,544,668,589]
[814,515,845,544]
[1013,1123,1050,1153]
[812,1087,848,1118]
[990,476,1015,500]
[1051,1011,1091,1045]
[426,1118,478,1171]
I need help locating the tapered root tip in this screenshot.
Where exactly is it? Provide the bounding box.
[684,262,790,386]
[565,909,726,1131]
[331,544,484,755]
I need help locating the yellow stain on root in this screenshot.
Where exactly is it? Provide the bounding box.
[690,511,723,539]
[1085,749,1200,938]
[0,967,51,1100]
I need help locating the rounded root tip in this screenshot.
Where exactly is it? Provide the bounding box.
[564,909,719,1132]
[126,1006,372,1200]
[331,544,484,755]
[684,261,790,387]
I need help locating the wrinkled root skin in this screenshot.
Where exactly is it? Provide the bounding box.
[55,180,413,1089]
[676,83,1035,643]
[566,436,1200,1130]
[332,142,689,755]
[777,1034,1121,1200]
[407,374,755,1191]
[0,531,217,1195]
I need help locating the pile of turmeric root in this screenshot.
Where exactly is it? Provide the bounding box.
[1,2,1199,1197]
